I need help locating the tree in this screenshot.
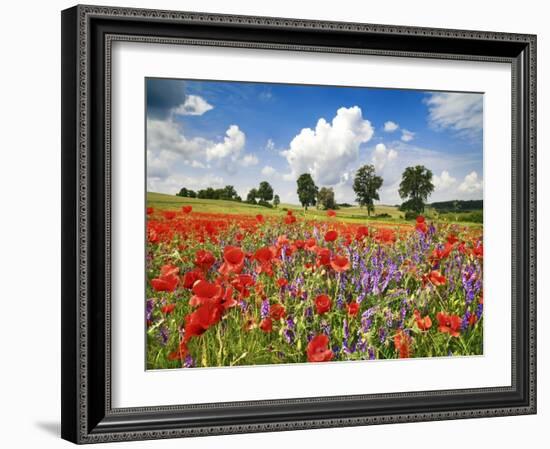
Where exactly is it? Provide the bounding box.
[221,185,238,201]
[398,165,434,214]
[257,181,274,202]
[177,187,189,197]
[352,164,383,216]
[187,190,197,198]
[317,187,337,210]
[246,188,258,204]
[273,194,280,208]
[296,173,318,210]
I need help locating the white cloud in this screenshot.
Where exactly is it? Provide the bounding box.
[384,121,399,132]
[261,165,277,177]
[401,129,415,142]
[172,95,214,116]
[147,173,224,195]
[433,170,457,191]
[265,138,275,151]
[371,143,398,171]
[425,92,483,137]
[459,171,483,193]
[240,154,259,167]
[205,125,246,161]
[280,106,374,185]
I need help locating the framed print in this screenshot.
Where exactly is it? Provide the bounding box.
[61,4,537,444]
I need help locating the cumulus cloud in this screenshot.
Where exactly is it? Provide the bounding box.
[280,106,374,185]
[173,95,214,116]
[459,171,483,193]
[371,143,398,171]
[384,121,399,132]
[205,125,246,161]
[425,92,483,137]
[401,129,415,142]
[261,165,277,177]
[433,170,457,191]
[147,173,224,195]
[265,139,276,151]
[240,154,259,167]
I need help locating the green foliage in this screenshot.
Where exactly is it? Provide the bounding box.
[273,194,280,208]
[176,187,197,198]
[296,173,318,210]
[430,200,483,212]
[246,188,258,204]
[398,165,434,213]
[317,187,337,210]
[195,185,240,201]
[352,164,383,216]
[257,181,274,202]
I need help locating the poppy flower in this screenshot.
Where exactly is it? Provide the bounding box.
[305,238,317,251]
[447,234,459,245]
[284,214,297,224]
[356,226,369,241]
[146,207,154,215]
[330,255,350,273]
[182,206,192,214]
[473,243,483,258]
[270,303,286,320]
[256,214,265,223]
[182,268,205,289]
[347,301,360,317]
[189,280,223,307]
[150,265,179,292]
[436,312,461,337]
[327,209,336,217]
[394,331,411,358]
[375,228,396,244]
[307,334,334,362]
[259,317,273,333]
[413,310,432,331]
[428,270,447,286]
[219,246,245,275]
[315,294,332,315]
[294,239,305,250]
[324,230,338,242]
[194,249,215,272]
[162,210,177,220]
[254,246,276,276]
[416,220,428,234]
[167,340,188,361]
[183,301,223,341]
[277,278,288,288]
[416,216,425,224]
[231,274,255,298]
[316,248,331,267]
[161,304,176,315]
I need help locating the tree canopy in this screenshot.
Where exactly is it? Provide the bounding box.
[257,181,274,202]
[352,164,383,216]
[296,173,318,210]
[317,187,337,210]
[398,165,434,214]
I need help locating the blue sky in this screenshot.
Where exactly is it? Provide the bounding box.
[146,78,483,205]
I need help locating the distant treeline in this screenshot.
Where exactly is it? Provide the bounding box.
[430,200,483,212]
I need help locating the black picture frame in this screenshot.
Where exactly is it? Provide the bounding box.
[61,4,537,444]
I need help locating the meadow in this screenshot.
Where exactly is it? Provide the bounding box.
[146,192,483,369]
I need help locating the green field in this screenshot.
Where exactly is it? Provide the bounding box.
[147,192,482,227]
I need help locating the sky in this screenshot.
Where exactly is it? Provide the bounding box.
[146,78,484,205]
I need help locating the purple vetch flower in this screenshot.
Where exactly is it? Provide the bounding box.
[283,329,295,344]
[343,318,350,340]
[260,299,270,319]
[183,354,194,368]
[476,303,484,320]
[356,337,367,353]
[379,327,387,344]
[368,347,376,360]
[320,320,331,336]
[159,326,169,345]
[146,298,154,322]
[461,310,472,330]
[304,306,313,320]
[239,300,249,312]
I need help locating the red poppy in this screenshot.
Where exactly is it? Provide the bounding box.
[375,228,396,244]
[182,268,205,289]
[146,207,154,215]
[161,304,176,315]
[194,249,215,272]
[284,214,297,224]
[167,340,188,361]
[277,278,288,288]
[431,242,453,261]
[231,274,255,298]
[324,230,338,242]
[428,270,447,286]
[394,330,411,358]
[347,301,360,317]
[162,210,177,220]
[307,334,334,362]
[416,220,428,234]
[189,280,223,307]
[183,301,223,341]
[315,294,332,315]
[356,226,369,241]
[305,238,317,251]
[259,317,273,333]
[219,246,245,275]
[182,206,192,214]
[447,234,459,245]
[330,255,350,273]
[413,310,432,331]
[256,214,265,223]
[416,216,425,224]
[436,312,461,337]
[473,243,483,258]
[150,265,179,292]
[294,239,305,250]
[316,248,331,267]
[468,313,478,326]
[254,246,276,276]
[327,209,336,217]
[270,303,286,320]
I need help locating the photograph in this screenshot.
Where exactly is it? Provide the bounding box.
[145,78,484,369]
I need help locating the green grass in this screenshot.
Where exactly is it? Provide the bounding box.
[147,192,482,227]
